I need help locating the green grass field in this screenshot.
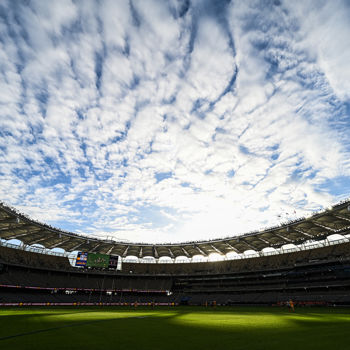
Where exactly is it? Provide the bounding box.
[0,306,349,349]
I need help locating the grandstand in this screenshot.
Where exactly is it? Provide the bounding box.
[1,201,350,306]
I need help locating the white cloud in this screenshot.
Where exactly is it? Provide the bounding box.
[0,0,349,245]
[285,0,350,101]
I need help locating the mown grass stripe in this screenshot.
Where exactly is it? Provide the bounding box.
[0,314,150,341]
[0,318,112,341]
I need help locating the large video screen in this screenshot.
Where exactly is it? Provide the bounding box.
[86,253,110,268]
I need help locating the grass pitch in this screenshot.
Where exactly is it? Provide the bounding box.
[0,306,350,350]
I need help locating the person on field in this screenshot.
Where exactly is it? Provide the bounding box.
[288,299,295,312]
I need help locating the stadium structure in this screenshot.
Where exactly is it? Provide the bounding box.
[0,200,350,307]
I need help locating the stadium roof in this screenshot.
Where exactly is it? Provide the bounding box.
[0,201,350,259]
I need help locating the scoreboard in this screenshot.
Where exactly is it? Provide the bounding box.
[75,252,88,266]
[108,255,119,268]
[75,252,120,269]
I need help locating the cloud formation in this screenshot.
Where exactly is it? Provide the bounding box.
[0,0,349,244]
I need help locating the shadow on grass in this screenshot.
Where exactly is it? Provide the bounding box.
[0,307,349,350]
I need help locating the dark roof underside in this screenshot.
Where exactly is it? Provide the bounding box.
[0,201,349,258]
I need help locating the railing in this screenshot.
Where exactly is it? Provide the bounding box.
[0,240,77,265]
[124,236,350,263]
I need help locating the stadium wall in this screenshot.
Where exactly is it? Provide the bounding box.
[1,242,350,306]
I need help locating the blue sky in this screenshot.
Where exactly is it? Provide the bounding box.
[0,0,350,243]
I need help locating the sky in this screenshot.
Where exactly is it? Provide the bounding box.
[0,0,350,244]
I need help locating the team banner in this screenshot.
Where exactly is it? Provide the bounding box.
[86,253,110,268]
[75,252,88,267]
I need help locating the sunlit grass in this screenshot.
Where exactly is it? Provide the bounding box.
[171,312,292,329]
[0,307,349,350]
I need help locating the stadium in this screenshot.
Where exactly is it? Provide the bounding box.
[1,200,350,349]
[1,0,350,349]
